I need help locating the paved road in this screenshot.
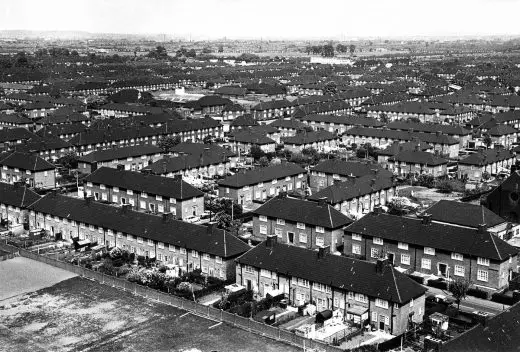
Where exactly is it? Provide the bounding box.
[426,286,508,316]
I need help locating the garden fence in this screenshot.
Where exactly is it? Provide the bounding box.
[4,245,343,352]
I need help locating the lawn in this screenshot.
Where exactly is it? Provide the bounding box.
[0,275,301,352]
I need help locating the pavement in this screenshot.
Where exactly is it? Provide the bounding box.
[426,286,508,316]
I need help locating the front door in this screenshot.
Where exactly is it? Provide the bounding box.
[246,279,252,291]
[438,263,448,277]
[387,253,395,265]
[288,232,294,244]
[379,320,385,330]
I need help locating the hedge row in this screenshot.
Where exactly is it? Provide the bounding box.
[427,279,448,290]
[408,274,425,285]
[491,293,518,305]
[467,288,489,300]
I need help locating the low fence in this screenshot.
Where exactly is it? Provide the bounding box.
[0,252,16,262]
[9,246,342,352]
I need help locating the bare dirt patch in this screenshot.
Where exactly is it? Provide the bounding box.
[0,277,300,352]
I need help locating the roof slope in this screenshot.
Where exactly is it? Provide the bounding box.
[0,183,41,208]
[219,162,305,188]
[0,151,55,171]
[236,241,426,304]
[252,196,353,229]
[78,145,162,164]
[84,167,203,200]
[346,213,517,261]
[426,200,506,228]
[28,194,250,258]
[311,159,392,178]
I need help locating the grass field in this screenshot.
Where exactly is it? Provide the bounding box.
[0,265,301,352]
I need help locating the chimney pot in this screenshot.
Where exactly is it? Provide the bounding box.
[266,234,277,248]
[421,213,432,225]
[318,245,330,259]
[478,223,487,234]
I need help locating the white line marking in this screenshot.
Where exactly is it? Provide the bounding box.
[208,322,222,329]
[179,312,191,318]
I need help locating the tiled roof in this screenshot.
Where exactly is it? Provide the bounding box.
[230,114,258,127]
[0,183,41,208]
[236,241,426,304]
[385,121,471,136]
[487,124,518,136]
[282,130,337,145]
[0,114,33,125]
[228,130,275,145]
[252,196,353,229]
[346,213,517,261]
[388,150,448,166]
[378,141,432,156]
[299,114,384,128]
[0,128,37,143]
[345,126,459,145]
[78,145,162,164]
[0,151,56,171]
[28,194,250,258]
[459,149,514,166]
[269,119,305,129]
[311,159,392,178]
[84,167,203,200]
[144,153,228,174]
[425,200,506,228]
[218,162,305,188]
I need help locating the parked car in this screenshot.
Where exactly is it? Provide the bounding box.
[426,294,456,306]
[184,215,201,223]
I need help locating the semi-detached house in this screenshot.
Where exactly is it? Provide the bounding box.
[0,182,40,230]
[0,151,56,189]
[458,149,515,181]
[218,162,306,207]
[27,194,250,280]
[235,238,427,336]
[84,167,204,219]
[251,195,353,252]
[344,212,519,292]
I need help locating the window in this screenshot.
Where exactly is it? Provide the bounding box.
[137,237,143,243]
[424,247,435,255]
[258,182,263,187]
[316,236,324,247]
[285,176,291,181]
[299,233,307,243]
[372,312,378,322]
[314,283,325,291]
[375,298,388,309]
[127,189,133,195]
[203,253,210,260]
[401,254,410,265]
[147,239,153,246]
[113,187,119,193]
[316,226,325,233]
[156,195,163,201]
[398,242,408,250]
[140,200,146,209]
[373,237,383,245]
[352,244,361,255]
[371,248,379,258]
[477,269,488,282]
[348,291,354,300]
[158,242,164,249]
[244,265,254,273]
[454,265,465,277]
[451,252,463,261]
[421,258,431,270]
[352,233,362,241]
[169,244,175,252]
[226,188,230,194]
[275,228,282,237]
[355,294,367,303]
[299,279,310,287]
[477,257,490,266]
[259,225,267,235]
[180,248,186,254]
[297,222,305,230]
[192,250,199,258]
[272,179,277,184]
[259,215,267,222]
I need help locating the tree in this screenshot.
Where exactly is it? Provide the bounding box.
[218,45,224,53]
[202,47,213,54]
[437,179,453,193]
[250,145,265,160]
[336,44,348,53]
[323,81,337,95]
[147,45,168,60]
[482,134,493,149]
[322,44,335,57]
[258,156,270,167]
[202,135,214,144]
[449,278,471,311]
[186,49,197,58]
[158,135,181,153]
[349,44,356,55]
[57,151,79,170]
[379,112,390,124]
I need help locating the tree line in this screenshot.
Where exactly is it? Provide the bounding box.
[304,43,356,56]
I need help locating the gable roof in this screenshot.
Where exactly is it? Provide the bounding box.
[0,128,37,144]
[0,151,56,171]
[269,118,305,129]
[78,145,162,164]
[425,200,506,228]
[28,194,250,259]
[84,167,203,200]
[459,149,514,166]
[346,213,517,261]
[252,196,353,229]
[311,159,392,178]
[218,162,305,188]
[228,130,275,145]
[236,241,426,304]
[0,182,41,208]
[388,150,448,166]
[282,130,337,145]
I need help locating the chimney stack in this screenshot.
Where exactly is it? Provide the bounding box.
[266,234,277,248]
[318,197,328,207]
[376,258,389,274]
[477,223,487,234]
[318,245,330,259]
[116,164,125,171]
[421,213,432,225]
[162,212,174,223]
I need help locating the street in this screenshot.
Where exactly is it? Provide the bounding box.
[426,286,508,316]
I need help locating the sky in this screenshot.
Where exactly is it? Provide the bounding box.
[2,0,520,40]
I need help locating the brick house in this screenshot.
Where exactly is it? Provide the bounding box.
[0,182,40,230]
[251,195,352,252]
[309,159,392,192]
[78,145,163,174]
[308,175,396,219]
[386,150,448,177]
[269,119,306,137]
[218,162,306,207]
[282,130,340,154]
[0,151,56,189]
[384,121,472,148]
[84,167,204,219]
[144,152,235,179]
[226,129,276,154]
[299,114,384,134]
[344,212,519,292]
[458,149,515,181]
[27,194,250,280]
[235,238,426,335]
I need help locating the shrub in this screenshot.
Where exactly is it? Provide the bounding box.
[116,266,130,277]
[467,288,489,300]
[158,265,168,273]
[428,279,448,290]
[491,292,518,305]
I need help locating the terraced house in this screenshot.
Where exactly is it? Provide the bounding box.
[235,238,426,335]
[309,175,396,219]
[458,149,515,181]
[0,182,40,230]
[84,167,204,219]
[386,150,448,177]
[299,114,384,134]
[217,162,306,207]
[0,151,56,189]
[344,212,518,292]
[251,195,352,252]
[77,145,163,174]
[27,194,250,280]
[282,130,339,153]
[384,121,472,148]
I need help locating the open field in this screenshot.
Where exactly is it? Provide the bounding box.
[0,257,76,300]
[0,274,301,352]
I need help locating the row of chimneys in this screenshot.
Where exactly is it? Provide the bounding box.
[265,234,331,258]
